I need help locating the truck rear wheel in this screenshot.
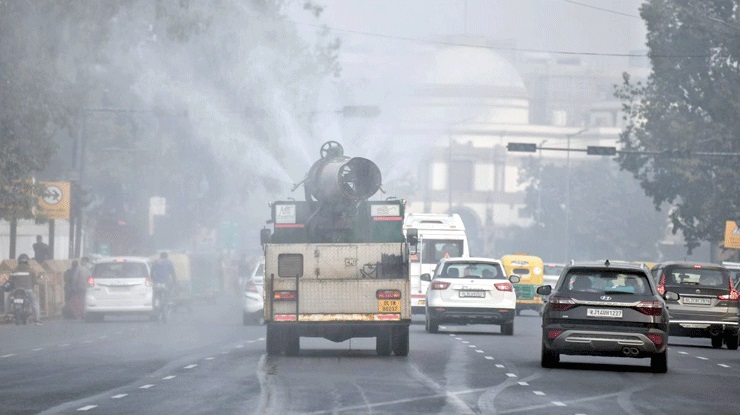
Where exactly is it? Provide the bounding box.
[266,324,283,355]
[392,326,409,356]
[376,330,392,356]
[285,334,300,356]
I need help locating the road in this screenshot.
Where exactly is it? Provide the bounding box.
[1,297,738,415]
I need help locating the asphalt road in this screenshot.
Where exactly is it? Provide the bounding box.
[1,298,738,415]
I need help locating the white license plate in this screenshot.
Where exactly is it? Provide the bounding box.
[587,308,623,318]
[13,298,24,304]
[683,297,711,305]
[417,299,426,306]
[459,291,485,298]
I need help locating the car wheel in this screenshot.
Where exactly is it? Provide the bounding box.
[541,343,559,368]
[392,326,410,356]
[711,335,723,349]
[501,322,514,336]
[376,330,392,356]
[651,350,668,373]
[725,333,739,350]
[425,315,439,334]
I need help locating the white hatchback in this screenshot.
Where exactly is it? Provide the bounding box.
[423,257,519,335]
[84,257,153,322]
[242,258,264,325]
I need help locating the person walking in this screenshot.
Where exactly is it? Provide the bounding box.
[32,235,50,263]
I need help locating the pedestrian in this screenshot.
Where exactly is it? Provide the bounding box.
[11,254,42,324]
[32,235,50,263]
[70,257,91,319]
[63,260,79,319]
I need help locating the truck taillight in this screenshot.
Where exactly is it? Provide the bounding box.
[548,296,575,311]
[431,281,450,290]
[494,282,513,292]
[376,289,401,299]
[717,278,739,301]
[274,291,296,301]
[87,277,95,287]
[635,301,663,316]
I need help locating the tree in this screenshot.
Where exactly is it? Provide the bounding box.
[615,0,740,253]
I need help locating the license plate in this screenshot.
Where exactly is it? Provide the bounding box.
[417,299,426,306]
[459,290,485,298]
[13,298,24,304]
[683,297,711,305]
[109,286,130,292]
[587,308,623,318]
[378,300,401,313]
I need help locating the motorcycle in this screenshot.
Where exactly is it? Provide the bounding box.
[10,288,32,325]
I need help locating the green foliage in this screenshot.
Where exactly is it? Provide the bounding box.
[616,0,740,252]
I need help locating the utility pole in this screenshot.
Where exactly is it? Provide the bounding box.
[564,128,587,263]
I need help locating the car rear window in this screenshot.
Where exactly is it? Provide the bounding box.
[93,262,149,279]
[662,267,730,287]
[439,262,505,279]
[420,240,464,264]
[562,270,651,294]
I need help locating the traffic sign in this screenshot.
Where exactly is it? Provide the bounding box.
[725,221,740,250]
[38,181,71,220]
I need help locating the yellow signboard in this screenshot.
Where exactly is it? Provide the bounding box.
[38,181,71,220]
[725,221,740,250]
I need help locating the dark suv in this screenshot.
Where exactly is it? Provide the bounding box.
[650,262,739,350]
[537,261,674,373]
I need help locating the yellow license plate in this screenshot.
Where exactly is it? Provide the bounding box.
[378,300,401,313]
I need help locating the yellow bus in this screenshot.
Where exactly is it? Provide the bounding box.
[501,254,544,316]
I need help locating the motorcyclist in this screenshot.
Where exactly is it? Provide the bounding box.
[10,254,42,325]
[150,252,177,310]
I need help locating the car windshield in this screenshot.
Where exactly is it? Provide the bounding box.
[93,261,149,279]
[662,267,730,287]
[420,239,464,264]
[439,262,505,279]
[562,270,651,294]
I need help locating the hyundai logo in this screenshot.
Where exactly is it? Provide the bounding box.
[600,296,612,301]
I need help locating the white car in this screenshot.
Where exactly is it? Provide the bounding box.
[84,257,153,322]
[422,257,519,335]
[242,258,264,325]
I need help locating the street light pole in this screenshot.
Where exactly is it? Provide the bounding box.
[564,128,587,262]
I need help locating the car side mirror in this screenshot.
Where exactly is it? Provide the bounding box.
[508,275,520,284]
[664,291,679,301]
[536,285,551,296]
[420,273,432,282]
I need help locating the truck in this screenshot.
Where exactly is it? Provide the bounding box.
[260,141,413,356]
[403,213,469,314]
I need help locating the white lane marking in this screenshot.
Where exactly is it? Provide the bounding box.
[1,354,16,358]
[533,391,545,396]
[718,364,730,368]
[59,343,70,347]
[678,351,688,355]
[235,345,244,349]
[82,340,93,344]
[552,401,567,406]
[495,364,505,368]
[205,357,215,360]
[518,382,528,386]
[468,345,476,348]
[111,394,128,399]
[139,384,154,389]
[454,337,463,340]
[77,405,97,411]
[506,373,517,378]
[184,364,198,369]
[475,350,484,353]
[246,340,255,343]
[257,337,265,341]
[484,356,494,360]
[462,341,470,344]
[696,356,709,360]
[32,348,43,352]
[449,334,456,336]
[163,375,176,380]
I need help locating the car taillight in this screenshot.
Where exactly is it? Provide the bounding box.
[657,273,666,296]
[494,282,513,292]
[245,280,258,294]
[635,301,663,316]
[145,277,152,287]
[431,281,450,290]
[87,277,95,287]
[377,289,401,299]
[547,329,563,339]
[273,290,296,301]
[647,333,664,346]
[717,278,739,301]
[548,296,575,311]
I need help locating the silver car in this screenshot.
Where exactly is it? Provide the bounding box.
[242,258,264,325]
[538,261,674,373]
[422,257,519,335]
[84,257,153,322]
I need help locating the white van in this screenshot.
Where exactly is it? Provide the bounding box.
[403,213,469,314]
